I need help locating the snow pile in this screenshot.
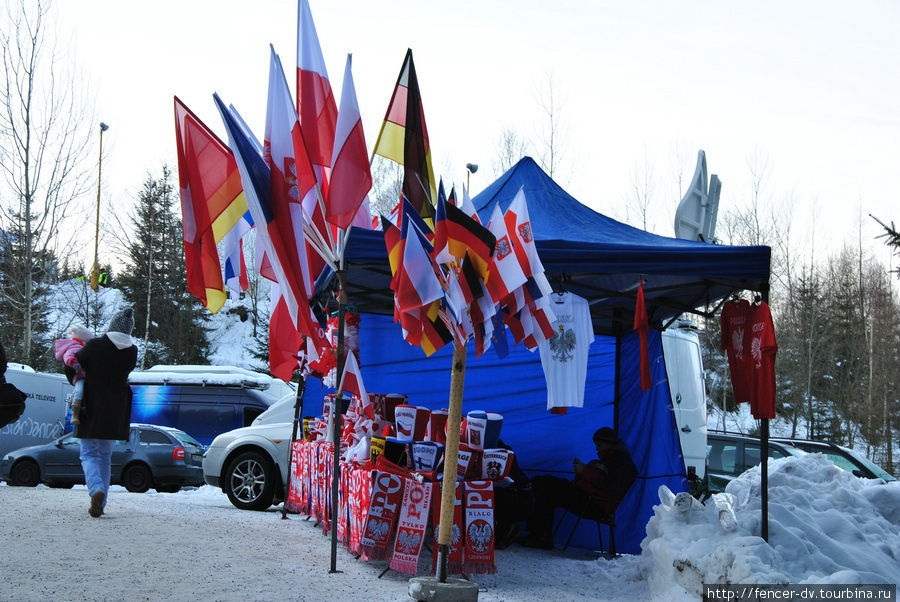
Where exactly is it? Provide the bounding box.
[642,454,900,598]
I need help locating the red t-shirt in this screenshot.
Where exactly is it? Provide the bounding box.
[720,300,752,404]
[747,301,778,419]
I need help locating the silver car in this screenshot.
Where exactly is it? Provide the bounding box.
[0,423,206,493]
[202,396,297,511]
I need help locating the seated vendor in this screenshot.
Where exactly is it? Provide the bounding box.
[520,427,637,549]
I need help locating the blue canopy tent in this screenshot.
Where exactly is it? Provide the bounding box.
[309,157,770,553]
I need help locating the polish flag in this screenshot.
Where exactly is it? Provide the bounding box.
[326,54,372,230]
[485,204,527,303]
[296,0,336,169]
[338,350,374,419]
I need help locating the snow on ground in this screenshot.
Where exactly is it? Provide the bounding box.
[2,455,897,601]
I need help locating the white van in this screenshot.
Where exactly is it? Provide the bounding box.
[661,320,708,481]
[1,365,71,457]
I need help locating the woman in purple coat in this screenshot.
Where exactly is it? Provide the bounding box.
[74,307,138,518]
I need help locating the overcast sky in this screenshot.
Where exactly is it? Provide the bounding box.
[51,0,900,269]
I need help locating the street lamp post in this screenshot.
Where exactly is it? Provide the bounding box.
[465,162,478,192]
[90,122,109,292]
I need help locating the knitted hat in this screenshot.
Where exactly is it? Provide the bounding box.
[593,427,619,443]
[69,325,94,342]
[108,307,135,335]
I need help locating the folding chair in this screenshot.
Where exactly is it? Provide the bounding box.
[552,498,619,556]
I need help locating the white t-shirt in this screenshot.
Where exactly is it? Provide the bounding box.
[538,292,594,409]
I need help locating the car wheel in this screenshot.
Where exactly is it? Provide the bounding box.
[122,464,152,493]
[224,450,276,511]
[10,460,40,487]
[156,485,181,493]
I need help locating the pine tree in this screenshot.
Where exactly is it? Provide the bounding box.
[0,209,54,369]
[118,167,211,367]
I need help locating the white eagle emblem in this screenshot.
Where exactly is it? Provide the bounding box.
[283,158,299,202]
[518,222,533,243]
[365,519,391,542]
[467,520,494,552]
[549,326,576,362]
[731,328,744,360]
[395,529,422,554]
[751,336,762,367]
[496,236,512,259]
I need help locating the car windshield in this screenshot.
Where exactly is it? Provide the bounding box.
[838,445,896,481]
[168,429,203,449]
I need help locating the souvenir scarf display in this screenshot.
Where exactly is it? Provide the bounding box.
[431,481,464,575]
[347,465,373,556]
[389,478,434,574]
[337,463,352,545]
[359,470,406,560]
[283,440,305,513]
[463,480,496,574]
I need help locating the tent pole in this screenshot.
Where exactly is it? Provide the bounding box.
[436,342,467,583]
[761,284,770,543]
[281,370,307,520]
[329,268,348,573]
[613,309,623,433]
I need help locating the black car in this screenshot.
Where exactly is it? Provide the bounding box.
[0,423,205,492]
[771,437,896,482]
[705,432,807,496]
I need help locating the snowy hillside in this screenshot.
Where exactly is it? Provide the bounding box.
[45,280,263,372]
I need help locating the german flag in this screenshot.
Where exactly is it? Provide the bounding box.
[373,49,437,220]
[455,253,484,304]
[433,194,495,279]
[382,216,403,289]
[421,303,454,356]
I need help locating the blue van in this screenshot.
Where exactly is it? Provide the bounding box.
[128,366,296,446]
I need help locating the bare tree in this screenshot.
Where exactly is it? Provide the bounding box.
[625,146,656,231]
[368,157,403,219]
[535,74,567,180]
[492,128,530,178]
[0,0,94,361]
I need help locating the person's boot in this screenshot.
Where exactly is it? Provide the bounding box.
[89,491,105,517]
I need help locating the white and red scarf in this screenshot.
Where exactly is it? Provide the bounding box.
[337,462,352,544]
[431,481,464,575]
[389,478,434,573]
[283,440,304,513]
[359,471,405,560]
[348,465,373,555]
[463,481,496,574]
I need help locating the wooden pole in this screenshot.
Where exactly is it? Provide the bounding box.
[435,342,467,582]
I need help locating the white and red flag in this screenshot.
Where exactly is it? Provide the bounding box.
[296,0,336,170]
[485,204,527,303]
[338,350,374,420]
[326,55,372,231]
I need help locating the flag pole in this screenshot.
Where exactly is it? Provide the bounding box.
[435,341,466,582]
[281,366,307,520]
[329,264,347,573]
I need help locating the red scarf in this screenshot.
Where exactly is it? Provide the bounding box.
[389,478,433,573]
[360,471,405,560]
[431,481,464,575]
[348,466,373,555]
[634,280,651,390]
[283,440,304,513]
[337,463,351,544]
[463,481,496,574]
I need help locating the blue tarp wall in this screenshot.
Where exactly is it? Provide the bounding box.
[303,313,687,554]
